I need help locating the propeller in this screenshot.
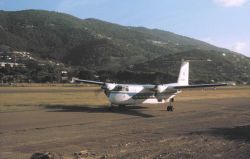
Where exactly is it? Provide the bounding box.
[94,83,116,96]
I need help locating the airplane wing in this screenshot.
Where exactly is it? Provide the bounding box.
[173,83,227,89]
[73,79,105,85]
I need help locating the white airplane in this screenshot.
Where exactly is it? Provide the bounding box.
[73,60,227,111]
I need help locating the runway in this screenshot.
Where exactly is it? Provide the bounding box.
[0,87,250,159]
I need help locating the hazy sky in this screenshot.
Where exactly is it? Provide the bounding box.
[1,0,250,56]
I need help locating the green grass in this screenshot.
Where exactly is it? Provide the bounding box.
[0,86,109,112]
[1,85,249,112]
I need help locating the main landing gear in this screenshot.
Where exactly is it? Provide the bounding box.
[167,98,174,111]
[109,103,126,111]
[108,104,126,111]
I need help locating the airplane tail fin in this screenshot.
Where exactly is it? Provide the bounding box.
[177,60,189,85]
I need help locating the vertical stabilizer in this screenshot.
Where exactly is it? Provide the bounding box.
[177,61,189,85]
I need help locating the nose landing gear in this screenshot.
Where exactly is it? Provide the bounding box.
[108,103,114,111]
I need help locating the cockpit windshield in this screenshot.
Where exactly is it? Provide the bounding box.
[113,85,129,91]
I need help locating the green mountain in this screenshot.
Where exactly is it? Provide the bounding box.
[0,10,249,84]
[133,49,250,84]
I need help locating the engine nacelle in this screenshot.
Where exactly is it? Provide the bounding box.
[105,83,116,91]
[156,85,167,93]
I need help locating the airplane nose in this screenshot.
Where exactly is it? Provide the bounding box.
[109,93,131,104]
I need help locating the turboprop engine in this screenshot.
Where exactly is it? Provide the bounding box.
[102,83,116,91]
[101,83,116,96]
[155,85,167,93]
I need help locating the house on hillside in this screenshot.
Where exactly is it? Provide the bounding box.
[0,62,26,68]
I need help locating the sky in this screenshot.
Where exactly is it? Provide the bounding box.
[1,0,250,57]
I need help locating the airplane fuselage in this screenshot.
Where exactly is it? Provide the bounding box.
[106,84,180,105]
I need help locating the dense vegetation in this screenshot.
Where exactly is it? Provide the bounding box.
[0,10,249,84]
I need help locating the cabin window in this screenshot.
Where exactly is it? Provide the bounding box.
[125,86,129,91]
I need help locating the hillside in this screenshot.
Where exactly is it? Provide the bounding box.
[0,10,249,84]
[133,50,250,84]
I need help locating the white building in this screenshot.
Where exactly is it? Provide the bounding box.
[0,62,25,68]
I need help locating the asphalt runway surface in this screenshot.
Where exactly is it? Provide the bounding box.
[0,87,250,159]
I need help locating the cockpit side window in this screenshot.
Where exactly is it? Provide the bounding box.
[113,85,122,91]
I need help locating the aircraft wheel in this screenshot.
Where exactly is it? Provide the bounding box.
[118,105,126,109]
[167,105,174,111]
[108,104,114,111]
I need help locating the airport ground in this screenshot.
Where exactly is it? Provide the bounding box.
[0,85,250,159]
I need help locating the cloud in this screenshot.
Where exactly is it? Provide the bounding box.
[232,42,250,56]
[200,37,250,57]
[214,0,249,7]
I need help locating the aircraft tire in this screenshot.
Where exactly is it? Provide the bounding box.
[108,104,114,111]
[167,105,174,111]
[118,105,126,109]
